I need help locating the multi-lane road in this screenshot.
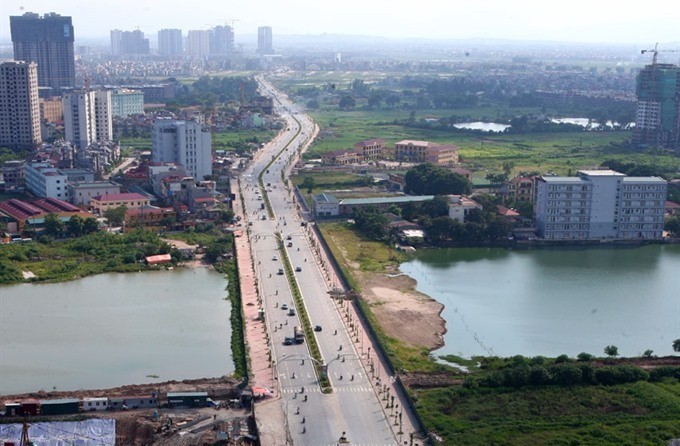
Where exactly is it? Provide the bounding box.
[239,77,399,445]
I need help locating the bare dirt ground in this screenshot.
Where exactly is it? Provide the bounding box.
[332,238,446,351]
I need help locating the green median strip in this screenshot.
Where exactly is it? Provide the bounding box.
[276,231,331,392]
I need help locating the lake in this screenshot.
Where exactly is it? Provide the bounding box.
[400,245,680,359]
[0,268,233,395]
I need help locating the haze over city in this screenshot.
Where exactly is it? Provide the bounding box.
[2,0,680,44]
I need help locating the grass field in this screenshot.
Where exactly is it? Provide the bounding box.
[415,380,680,445]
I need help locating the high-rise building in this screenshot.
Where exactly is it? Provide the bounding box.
[110,89,144,117]
[158,29,183,57]
[209,25,234,55]
[535,170,667,241]
[10,12,76,89]
[187,30,211,57]
[110,29,150,55]
[633,63,680,150]
[63,90,112,150]
[152,119,212,180]
[0,61,42,150]
[257,26,274,55]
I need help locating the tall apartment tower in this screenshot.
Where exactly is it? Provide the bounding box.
[633,63,680,150]
[158,29,183,57]
[210,25,234,55]
[0,61,42,150]
[187,30,211,57]
[152,119,212,180]
[63,90,112,150]
[10,12,76,89]
[535,170,666,241]
[257,26,274,55]
[110,29,150,55]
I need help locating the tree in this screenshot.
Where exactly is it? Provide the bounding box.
[43,213,64,238]
[367,93,383,109]
[82,217,100,234]
[103,205,128,226]
[66,215,84,237]
[665,216,680,237]
[301,176,316,194]
[338,95,356,110]
[420,196,450,218]
[404,163,472,196]
[604,345,619,358]
[353,207,388,240]
[643,349,654,358]
[673,339,680,353]
[306,99,320,110]
[385,94,401,108]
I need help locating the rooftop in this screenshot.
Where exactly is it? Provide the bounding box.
[622,177,666,183]
[579,169,625,177]
[340,195,434,206]
[540,176,586,184]
[92,193,148,202]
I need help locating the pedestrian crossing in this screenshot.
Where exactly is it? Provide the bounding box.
[280,386,375,394]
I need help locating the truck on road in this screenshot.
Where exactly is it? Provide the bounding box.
[293,326,304,344]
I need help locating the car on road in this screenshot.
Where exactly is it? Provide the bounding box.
[277,268,284,275]
[282,338,293,345]
[281,303,288,310]
[295,266,302,272]
[287,242,293,247]
[288,308,296,316]
[314,325,322,332]
[286,235,292,240]
[272,255,278,260]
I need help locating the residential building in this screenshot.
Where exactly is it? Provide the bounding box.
[187,30,210,57]
[321,149,362,165]
[110,89,144,117]
[210,25,234,55]
[111,29,150,55]
[10,12,76,89]
[24,161,68,199]
[0,61,42,150]
[152,119,212,180]
[257,26,274,55]
[63,90,112,149]
[2,160,26,189]
[451,167,473,181]
[82,398,108,412]
[69,181,120,206]
[40,96,63,123]
[506,176,536,203]
[90,192,150,214]
[394,140,459,165]
[448,195,482,222]
[535,170,666,241]
[125,205,175,226]
[354,139,385,160]
[158,29,183,57]
[633,63,680,150]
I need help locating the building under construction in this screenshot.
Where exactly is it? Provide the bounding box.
[633,62,680,150]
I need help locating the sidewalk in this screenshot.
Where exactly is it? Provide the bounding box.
[231,178,286,446]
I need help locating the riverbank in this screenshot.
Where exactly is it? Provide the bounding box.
[319,221,446,354]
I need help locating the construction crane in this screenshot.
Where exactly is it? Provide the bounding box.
[641,42,679,66]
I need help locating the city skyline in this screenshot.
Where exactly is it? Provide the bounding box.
[1,0,679,45]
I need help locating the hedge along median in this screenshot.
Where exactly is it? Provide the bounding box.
[275,231,331,391]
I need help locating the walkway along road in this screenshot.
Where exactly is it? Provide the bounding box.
[233,76,423,445]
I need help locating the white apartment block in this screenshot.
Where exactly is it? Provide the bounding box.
[535,170,666,241]
[110,89,143,117]
[187,30,210,57]
[0,60,42,150]
[63,90,112,150]
[152,119,212,181]
[24,162,68,199]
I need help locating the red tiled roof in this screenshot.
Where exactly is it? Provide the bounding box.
[146,254,172,264]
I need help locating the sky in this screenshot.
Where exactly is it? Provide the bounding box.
[1,0,679,45]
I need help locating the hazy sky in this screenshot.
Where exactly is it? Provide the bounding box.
[1,0,679,44]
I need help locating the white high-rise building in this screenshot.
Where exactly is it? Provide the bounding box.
[535,170,667,241]
[186,30,210,57]
[152,119,212,181]
[0,60,42,150]
[63,89,112,150]
[158,29,183,57]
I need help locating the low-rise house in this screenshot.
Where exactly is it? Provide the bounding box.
[91,192,150,215]
[126,205,175,226]
[448,195,482,222]
[496,205,521,224]
[665,200,680,216]
[167,392,208,408]
[69,181,121,206]
[0,197,92,233]
[321,149,362,165]
[146,253,172,265]
[387,173,406,191]
[506,176,536,203]
[312,193,340,217]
